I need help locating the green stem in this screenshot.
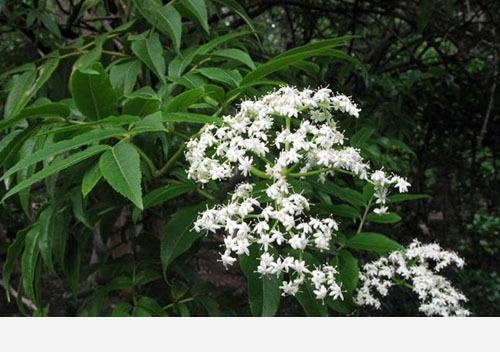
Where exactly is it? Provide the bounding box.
[134,145,158,175]
[250,166,271,179]
[155,144,186,178]
[196,188,216,200]
[163,297,195,310]
[357,196,373,233]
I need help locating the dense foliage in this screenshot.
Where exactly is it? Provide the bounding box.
[0,0,498,317]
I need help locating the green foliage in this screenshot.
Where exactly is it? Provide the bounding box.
[0,0,467,317]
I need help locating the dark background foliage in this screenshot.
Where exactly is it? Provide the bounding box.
[0,0,498,316]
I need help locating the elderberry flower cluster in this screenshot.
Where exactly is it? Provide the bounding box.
[187,86,411,301]
[193,181,343,300]
[355,240,469,317]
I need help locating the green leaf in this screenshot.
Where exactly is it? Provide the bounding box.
[350,126,375,147]
[388,193,431,203]
[211,48,255,69]
[2,145,110,202]
[109,59,141,96]
[130,112,166,134]
[295,282,329,317]
[143,183,196,209]
[70,62,118,120]
[112,302,133,317]
[336,249,359,294]
[21,224,40,305]
[123,94,161,117]
[38,205,57,271]
[131,33,166,83]
[4,68,37,119]
[99,142,143,209]
[167,31,253,77]
[239,245,281,317]
[366,212,402,224]
[242,45,358,85]
[311,203,360,219]
[82,162,102,197]
[274,37,352,59]
[0,103,70,131]
[310,180,365,208]
[211,0,257,35]
[70,189,92,229]
[3,227,29,300]
[161,111,222,125]
[178,0,209,33]
[74,35,105,69]
[164,87,205,112]
[134,0,182,52]
[161,203,208,274]
[196,67,240,87]
[40,12,62,38]
[346,232,403,254]
[3,52,59,119]
[137,296,168,317]
[1,127,126,182]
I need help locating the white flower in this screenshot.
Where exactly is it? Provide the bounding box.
[219,251,237,268]
[355,240,469,317]
[187,87,416,303]
[289,233,308,250]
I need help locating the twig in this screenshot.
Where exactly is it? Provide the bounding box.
[0,278,37,312]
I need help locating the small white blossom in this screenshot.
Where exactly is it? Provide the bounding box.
[355,240,469,317]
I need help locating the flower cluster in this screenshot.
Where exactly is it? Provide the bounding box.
[187,87,412,302]
[194,181,343,300]
[355,240,469,317]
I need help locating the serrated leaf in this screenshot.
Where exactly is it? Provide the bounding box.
[242,46,359,85]
[239,245,281,317]
[3,52,59,119]
[123,95,161,117]
[196,67,240,87]
[70,62,118,120]
[4,68,37,119]
[143,183,196,209]
[109,59,141,96]
[164,87,205,112]
[131,33,166,84]
[82,162,102,197]
[167,31,253,77]
[1,127,126,182]
[99,142,143,209]
[178,0,209,33]
[346,232,403,254]
[161,203,208,274]
[2,145,110,202]
[0,103,70,131]
[134,0,182,52]
[211,48,256,69]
